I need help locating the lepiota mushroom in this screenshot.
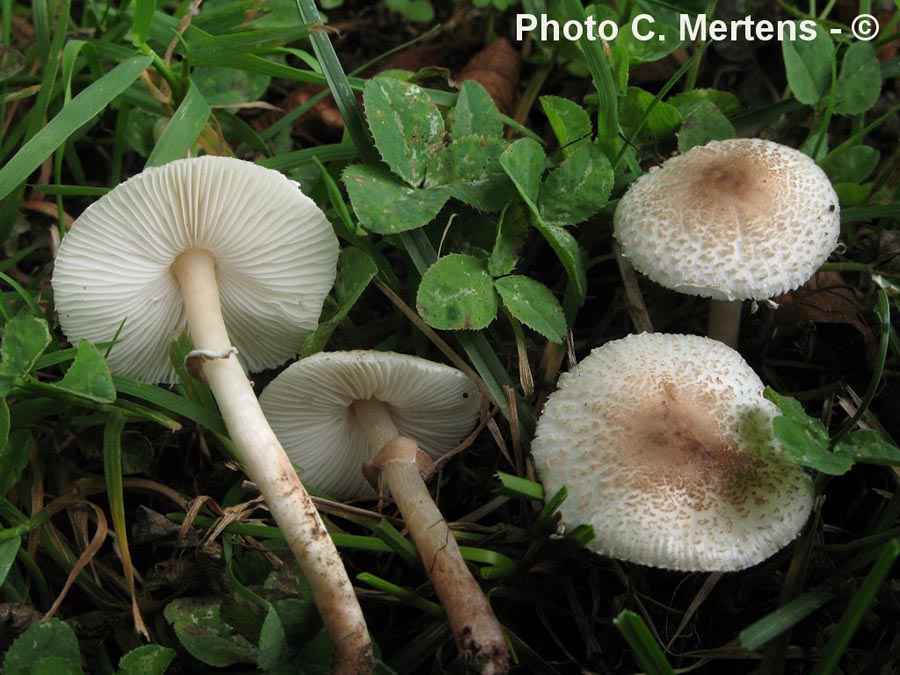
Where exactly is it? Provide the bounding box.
[614,138,840,347]
[52,157,372,673]
[532,332,814,571]
[259,351,509,674]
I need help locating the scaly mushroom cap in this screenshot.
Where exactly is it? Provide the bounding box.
[259,351,482,499]
[52,157,338,383]
[614,138,840,301]
[532,333,814,572]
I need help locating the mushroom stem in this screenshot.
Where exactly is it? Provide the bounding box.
[707,299,742,348]
[352,398,509,675]
[172,249,372,675]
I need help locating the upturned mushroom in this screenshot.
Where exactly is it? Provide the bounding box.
[52,157,372,673]
[532,332,814,572]
[259,351,509,674]
[614,138,840,347]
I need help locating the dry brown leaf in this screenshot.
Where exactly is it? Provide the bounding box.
[74,476,188,510]
[456,38,521,115]
[631,50,689,85]
[875,9,899,60]
[251,84,345,143]
[379,38,480,74]
[0,604,41,641]
[770,271,875,358]
[286,84,346,130]
[876,230,900,272]
[42,502,109,622]
[9,15,34,48]
[21,200,74,227]
[131,506,183,544]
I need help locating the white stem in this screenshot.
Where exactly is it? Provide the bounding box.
[173,249,372,675]
[708,299,743,349]
[353,398,508,674]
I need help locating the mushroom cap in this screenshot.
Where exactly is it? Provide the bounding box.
[52,157,338,383]
[259,351,482,499]
[532,333,814,572]
[613,138,840,301]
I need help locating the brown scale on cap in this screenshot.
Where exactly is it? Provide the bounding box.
[532,333,814,572]
[613,380,774,514]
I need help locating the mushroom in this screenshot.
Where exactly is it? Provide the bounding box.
[52,157,372,674]
[531,332,814,571]
[613,138,840,347]
[259,351,509,674]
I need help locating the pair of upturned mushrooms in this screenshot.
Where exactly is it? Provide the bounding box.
[52,157,507,674]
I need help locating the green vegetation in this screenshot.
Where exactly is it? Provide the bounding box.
[1,0,899,672]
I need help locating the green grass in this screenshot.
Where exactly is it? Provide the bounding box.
[1,0,899,673]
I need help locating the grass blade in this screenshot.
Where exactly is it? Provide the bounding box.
[28,185,110,197]
[0,0,69,241]
[0,400,7,456]
[740,540,888,652]
[560,0,618,158]
[357,572,444,617]
[0,536,21,587]
[32,0,50,62]
[495,472,544,500]
[613,610,676,675]
[62,40,102,103]
[615,43,709,166]
[146,84,211,168]
[373,518,420,569]
[842,203,900,223]
[536,486,567,525]
[831,289,890,446]
[0,54,153,201]
[811,539,900,674]
[112,375,227,435]
[0,271,43,316]
[188,26,312,58]
[292,0,378,164]
[112,399,182,430]
[103,412,149,637]
[188,51,322,82]
[258,143,358,172]
[332,534,392,553]
[131,0,155,46]
[23,0,68,143]
[458,545,516,579]
[741,578,848,651]
[759,511,819,674]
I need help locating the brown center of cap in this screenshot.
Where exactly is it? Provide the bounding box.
[688,155,770,216]
[610,381,771,510]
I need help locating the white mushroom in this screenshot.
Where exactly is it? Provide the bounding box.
[52,157,372,674]
[532,332,814,572]
[614,139,840,347]
[260,351,508,674]
[53,156,336,383]
[260,351,481,499]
